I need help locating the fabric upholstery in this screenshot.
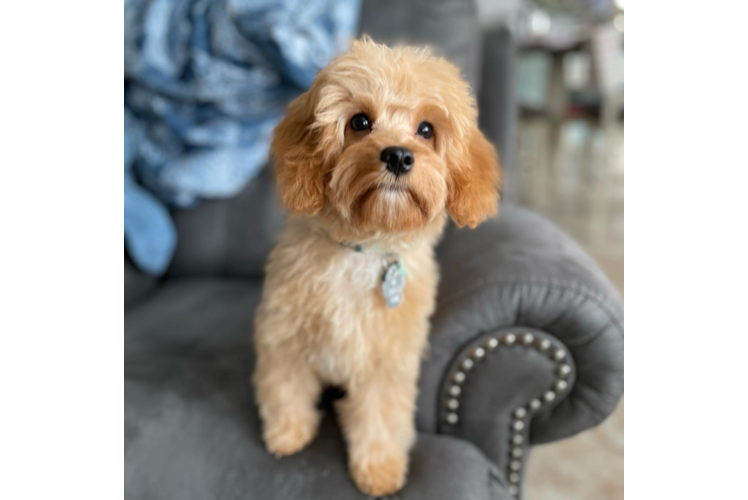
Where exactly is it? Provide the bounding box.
[125,256,157,307]
[165,167,285,280]
[415,204,624,444]
[359,0,482,93]
[125,279,507,500]
[437,328,576,475]
[479,25,518,200]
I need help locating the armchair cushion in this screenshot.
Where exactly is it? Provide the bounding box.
[125,278,508,500]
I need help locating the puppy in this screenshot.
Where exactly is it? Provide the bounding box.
[253,37,501,497]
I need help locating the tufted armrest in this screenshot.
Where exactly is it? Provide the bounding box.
[415,204,623,494]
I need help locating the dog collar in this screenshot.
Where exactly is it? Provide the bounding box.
[338,240,366,253]
[336,240,406,308]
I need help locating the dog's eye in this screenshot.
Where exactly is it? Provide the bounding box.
[416,121,434,139]
[350,113,371,132]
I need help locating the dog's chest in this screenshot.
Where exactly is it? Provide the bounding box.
[298,251,394,381]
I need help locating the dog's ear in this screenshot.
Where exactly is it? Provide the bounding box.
[271,89,326,215]
[446,127,502,228]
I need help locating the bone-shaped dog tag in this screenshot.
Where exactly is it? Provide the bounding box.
[381,261,406,308]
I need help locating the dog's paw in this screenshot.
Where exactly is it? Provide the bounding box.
[263,413,319,457]
[350,447,407,497]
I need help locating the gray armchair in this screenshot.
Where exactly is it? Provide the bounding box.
[124,1,624,499]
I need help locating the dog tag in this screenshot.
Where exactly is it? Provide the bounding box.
[381,260,406,308]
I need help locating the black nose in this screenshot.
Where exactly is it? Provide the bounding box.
[380,146,415,176]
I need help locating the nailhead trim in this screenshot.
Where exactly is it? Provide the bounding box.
[485,338,499,350]
[441,330,573,499]
[537,339,551,352]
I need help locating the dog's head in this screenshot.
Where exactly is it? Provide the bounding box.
[271,37,501,234]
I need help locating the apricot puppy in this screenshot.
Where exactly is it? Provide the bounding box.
[253,37,501,497]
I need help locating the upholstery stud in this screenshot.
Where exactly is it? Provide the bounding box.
[509,485,519,496]
[509,472,521,484]
[446,398,459,410]
[522,333,534,345]
[544,390,556,403]
[472,347,486,360]
[484,338,499,350]
[453,371,466,384]
[512,447,523,458]
[461,358,475,371]
[501,333,517,345]
[512,420,525,432]
[557,364,571,377]
[445,412,459,425]
[512,434,523,445]
[514,407,527,419]
[553,349,567,361]
[529,398,542,411]
[554,380,568,392]
[537,339,551,352]
[448,385,461,397]
[510,460,522,471]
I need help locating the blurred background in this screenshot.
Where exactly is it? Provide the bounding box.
[480,0,748,500]
[124,0,748,500]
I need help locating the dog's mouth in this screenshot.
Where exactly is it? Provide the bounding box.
[355,184,429,220]
[379,184,407,193]
[356,184,406,206]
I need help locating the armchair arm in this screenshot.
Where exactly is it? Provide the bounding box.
[416,204,624,459]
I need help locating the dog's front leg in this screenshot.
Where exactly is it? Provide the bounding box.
[253,339,322,457]
[337,362,419,497]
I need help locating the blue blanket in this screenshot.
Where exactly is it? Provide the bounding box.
[124,0,361,275]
